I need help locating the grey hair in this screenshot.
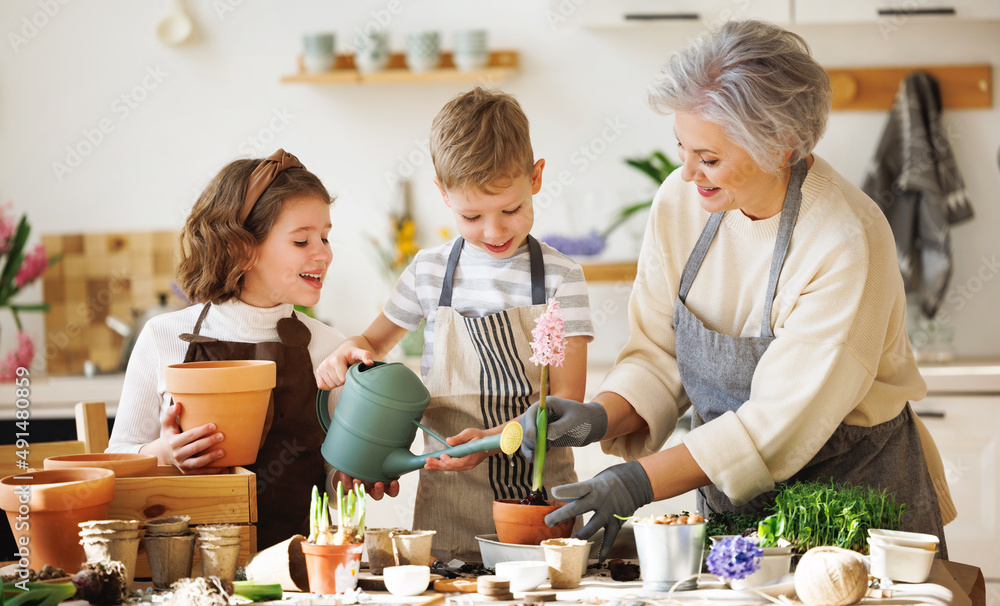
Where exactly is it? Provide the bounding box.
[649,20,832,173]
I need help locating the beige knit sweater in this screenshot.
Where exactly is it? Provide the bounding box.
[598,155,955,523]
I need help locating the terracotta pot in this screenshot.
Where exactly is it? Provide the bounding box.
[165,360,276,468]
[44,453,157,478]
[0,468,116,573]
[301,541,364,594]
[492,499,575,545]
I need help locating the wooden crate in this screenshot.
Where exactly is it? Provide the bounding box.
[107,466,257,579]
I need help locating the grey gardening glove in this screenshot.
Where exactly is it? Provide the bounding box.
[518,397,608,462]
[545,460,653,562]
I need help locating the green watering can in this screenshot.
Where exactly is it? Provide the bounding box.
[316,361,522,484]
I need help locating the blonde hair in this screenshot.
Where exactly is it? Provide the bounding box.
[177,157,333,304]
[649,20,832,173]
[430,86,534,193]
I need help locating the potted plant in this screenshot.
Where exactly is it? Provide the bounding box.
[492,299,575,545]
[300,482,366,594]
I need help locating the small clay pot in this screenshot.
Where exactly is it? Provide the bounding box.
[301,541,364,594]
[44,453,157,478]
[165,360,276,468]
[492,499,575,545]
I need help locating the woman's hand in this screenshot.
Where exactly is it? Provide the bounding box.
[545,460,654,561]
[326,468,400,500]
[518,397,608,462]
[315,341,375,390]
[147,402,227,474]
[423,428,494,472]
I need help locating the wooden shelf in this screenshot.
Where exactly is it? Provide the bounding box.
[581,261,638,283]
[282,50,518,85]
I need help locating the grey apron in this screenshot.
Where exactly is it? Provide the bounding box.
[673,160,947,556]
[415,236,577,562]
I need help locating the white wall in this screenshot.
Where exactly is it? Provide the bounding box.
[3,2,999,367]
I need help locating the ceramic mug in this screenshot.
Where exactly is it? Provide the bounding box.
[452,29,488,71]
[406,31,441,73]
[302,32,335,74]
[353,30,390,73]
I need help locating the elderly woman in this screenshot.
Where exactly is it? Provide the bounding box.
[520,20,953,560]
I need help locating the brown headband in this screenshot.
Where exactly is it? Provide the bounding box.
[239,149,304,224]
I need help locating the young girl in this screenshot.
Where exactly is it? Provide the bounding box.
[108,149,360,549]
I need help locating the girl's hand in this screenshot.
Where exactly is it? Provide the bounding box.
[315,343,375,390]
[423,428,494,472]
[326,469,400,500]
[159,402,227,474]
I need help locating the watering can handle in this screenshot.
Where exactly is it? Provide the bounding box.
[316,389,333,431]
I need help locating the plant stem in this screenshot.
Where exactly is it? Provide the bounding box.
[531,365,549,492]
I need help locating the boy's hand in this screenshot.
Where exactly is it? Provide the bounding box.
[155,402,227,474]
[326,468,400,500]
[315,342,375,390]
[423,428,493,472]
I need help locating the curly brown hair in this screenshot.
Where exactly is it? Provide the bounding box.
[430,86,534,194]
[177,156,333,303]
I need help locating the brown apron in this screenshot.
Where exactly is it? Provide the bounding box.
[179,302,326,550]
[414,237,578,563]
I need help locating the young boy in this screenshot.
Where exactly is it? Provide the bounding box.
[315,87,595,562]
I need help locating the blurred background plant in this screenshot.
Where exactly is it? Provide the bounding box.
[370,179,420,285]
[600,150,679,239]
[0,202,63,380]
[543,150,679,258]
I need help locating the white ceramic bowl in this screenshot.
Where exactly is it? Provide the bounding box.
[867,537,935,583]
[727,553,794,590]
[868,528,940,550]
[383,565,431,596]
[476,534,591,576]
[495,560,549,592]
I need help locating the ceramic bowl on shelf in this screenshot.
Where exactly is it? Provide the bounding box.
[495,560,548,592]
[44,452,157,477]
[383,565,431,596]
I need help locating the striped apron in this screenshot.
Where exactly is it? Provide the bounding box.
[413,236,577,562]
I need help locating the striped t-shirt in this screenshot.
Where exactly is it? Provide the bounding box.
[384,237,595,378]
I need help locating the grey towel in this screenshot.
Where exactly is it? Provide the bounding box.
[862,71,974,319]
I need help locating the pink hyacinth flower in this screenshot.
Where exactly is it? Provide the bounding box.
[15,244,48,288]
[0,332,35,381]
[529,298,567,368]
[0,207,15,255]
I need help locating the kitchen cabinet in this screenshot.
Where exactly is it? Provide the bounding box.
[552,0,791,27]
[794,0,1000,24]
[913,363,1000,584]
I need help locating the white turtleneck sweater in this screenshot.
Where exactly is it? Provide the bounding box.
[108,300,344,453]
[598,155,953,519]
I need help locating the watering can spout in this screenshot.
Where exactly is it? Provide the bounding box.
[381,423,522,478]
[316,361,524,484]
